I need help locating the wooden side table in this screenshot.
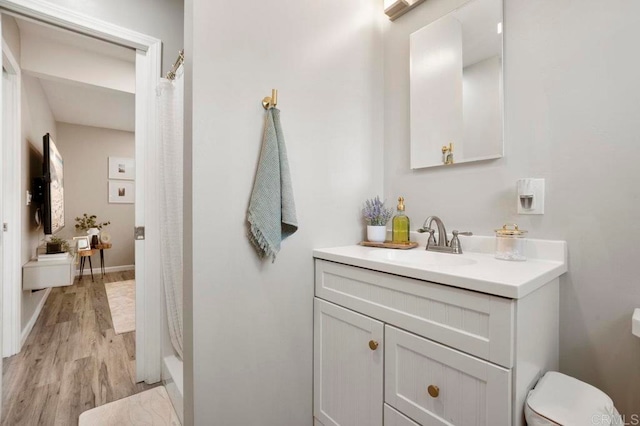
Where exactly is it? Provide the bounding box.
[78,249,96,281]
[95,243,112,278]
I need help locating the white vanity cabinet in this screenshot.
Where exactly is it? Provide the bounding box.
[313,253,563,426]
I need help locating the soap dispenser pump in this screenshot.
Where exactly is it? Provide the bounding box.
[392,197,410,244]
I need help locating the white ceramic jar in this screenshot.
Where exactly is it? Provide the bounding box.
[367,225,387,243]
[495,224,527,261]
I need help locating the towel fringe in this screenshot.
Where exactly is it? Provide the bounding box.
[248,218,276,262]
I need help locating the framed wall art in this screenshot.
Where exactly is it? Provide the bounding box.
[108,180,135,204]
[108,157,135,180]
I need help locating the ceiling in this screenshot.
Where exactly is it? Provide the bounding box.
[16,18,136,132]
[16,19,135,63]
[39,79,135,132]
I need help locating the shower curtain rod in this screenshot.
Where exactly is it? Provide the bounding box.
[166,49,185,80]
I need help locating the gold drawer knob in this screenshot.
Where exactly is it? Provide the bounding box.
[368,340,379,350]
[428,385,440,398]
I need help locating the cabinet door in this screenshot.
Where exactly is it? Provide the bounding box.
[314,298,383,426]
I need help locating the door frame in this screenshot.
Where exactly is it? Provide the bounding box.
[1,33,21,358]
[0,0,163,383]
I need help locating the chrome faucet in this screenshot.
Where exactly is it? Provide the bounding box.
[417,216,472,254]
[418,216,447,249]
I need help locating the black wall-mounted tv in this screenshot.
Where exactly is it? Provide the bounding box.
[33,133,65,235]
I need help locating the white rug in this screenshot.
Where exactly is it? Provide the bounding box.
[104,279,135,334]
[79,386,180,426]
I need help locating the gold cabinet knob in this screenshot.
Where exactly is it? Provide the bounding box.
[427,385,440,398]
[368,340,379,350]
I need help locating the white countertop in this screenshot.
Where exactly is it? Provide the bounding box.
[313,235,567,299]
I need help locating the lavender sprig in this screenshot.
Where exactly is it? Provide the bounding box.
[362,196,394,226]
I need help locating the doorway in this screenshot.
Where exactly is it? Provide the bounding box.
[1,37,20,361]
[0,0,164,422]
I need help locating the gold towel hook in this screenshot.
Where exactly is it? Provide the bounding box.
[262,89,278,110]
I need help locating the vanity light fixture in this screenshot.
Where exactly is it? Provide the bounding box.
[384,0,426,20]
[497,22,503,34]
[384,0,408,18]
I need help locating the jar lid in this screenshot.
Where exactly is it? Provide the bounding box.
[495,223,527,236]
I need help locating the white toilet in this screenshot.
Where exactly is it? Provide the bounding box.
[525,372,619,425]
[525,310,640,425]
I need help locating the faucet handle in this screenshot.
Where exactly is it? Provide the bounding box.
[417,227,437,250]
[450,230,473,254]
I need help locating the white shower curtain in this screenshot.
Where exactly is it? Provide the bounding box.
[158,66,184,360]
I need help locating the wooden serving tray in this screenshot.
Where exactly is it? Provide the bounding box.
[359,241,419,250]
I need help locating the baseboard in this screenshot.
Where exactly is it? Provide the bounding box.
[75,264,135,276]
[20,287,52,348]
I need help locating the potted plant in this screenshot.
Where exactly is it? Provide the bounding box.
[46,236,71,254]
[75,214,110,247]
[362,196,393,243]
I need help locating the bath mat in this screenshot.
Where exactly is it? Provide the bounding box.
[79,386,180,425]
[104,279,136,334]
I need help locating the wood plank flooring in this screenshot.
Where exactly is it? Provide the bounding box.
[1,271,158,426]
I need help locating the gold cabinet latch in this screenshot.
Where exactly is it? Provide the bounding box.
[441,142,454,165]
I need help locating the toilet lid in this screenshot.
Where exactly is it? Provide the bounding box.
[526,372,618,426]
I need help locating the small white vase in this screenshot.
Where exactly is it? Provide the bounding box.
[99,231,112,244]
[367,225,387,243]
[87,228,100,237]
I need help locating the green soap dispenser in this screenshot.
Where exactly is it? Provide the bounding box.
[392,196,410,244]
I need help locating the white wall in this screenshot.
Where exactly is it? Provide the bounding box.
[383,0,640,416]
[185,0,383,423]
[54,123,135,268]
[41,0,184,74]
[3,14,60,343]
[20,74,57,332]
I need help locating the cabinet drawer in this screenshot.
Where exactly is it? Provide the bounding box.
[385,326,511,426]
[22,256,75,291]
[315,259,514,367]
[384,404,420,426]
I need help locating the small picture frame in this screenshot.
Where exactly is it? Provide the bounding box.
[73,236,91,252]
[108,157,135,180]
[109,180,135,204]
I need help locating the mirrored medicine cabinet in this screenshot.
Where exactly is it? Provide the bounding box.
[410,0,504,169]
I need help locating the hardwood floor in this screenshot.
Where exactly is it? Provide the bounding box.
[1,271,157,426]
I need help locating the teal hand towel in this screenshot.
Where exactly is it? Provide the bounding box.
[247,108,298,261]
